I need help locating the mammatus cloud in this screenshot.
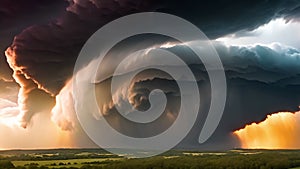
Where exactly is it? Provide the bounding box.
[234,110,300,149]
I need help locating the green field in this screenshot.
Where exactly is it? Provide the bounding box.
[12,158,121,168]
[1,149,300,169]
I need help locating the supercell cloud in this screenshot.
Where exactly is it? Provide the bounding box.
[1,0,300,149]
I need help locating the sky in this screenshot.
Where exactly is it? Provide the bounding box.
[0,0,300,150]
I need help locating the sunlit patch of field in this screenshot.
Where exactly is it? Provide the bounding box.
[163,156,179,159]
[183,152,227,156]
[240,152,262,155]
[12,158,122,168]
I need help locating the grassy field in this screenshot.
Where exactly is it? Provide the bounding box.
[12,158,121,168]
[2,149,300,169]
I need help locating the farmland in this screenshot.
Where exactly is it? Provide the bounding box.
[1,149,300,169]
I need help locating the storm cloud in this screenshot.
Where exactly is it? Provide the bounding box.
[5,0,300,93]
[5,0,300,96]
[85,42,300,149]
[0,0,67,81]
[2,0,300,148]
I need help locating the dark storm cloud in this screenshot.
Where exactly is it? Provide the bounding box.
[158,0,300,38]
[0,0,67,77]
[4,0,161,127]
[3,0,300,146]
[5,0,160,95]
[6,0,300,95]
[0,0,67,128]
[0,0,67,31]
[215,43,300,83]
[94,42,300,149]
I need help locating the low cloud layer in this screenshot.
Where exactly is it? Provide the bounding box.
[216,42,300,82]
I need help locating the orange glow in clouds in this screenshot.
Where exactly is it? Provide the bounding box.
[0,113,73,150]
[234,111,300,149]
[0,48,75,149]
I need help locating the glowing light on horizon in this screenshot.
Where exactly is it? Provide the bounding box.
[0,112,73,150]
[234,111,300,149]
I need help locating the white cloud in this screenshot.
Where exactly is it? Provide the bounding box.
[216,18,300,49]
[0,98,19,127]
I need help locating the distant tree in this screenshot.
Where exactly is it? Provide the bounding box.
[59,162,66,165]
[0,160,15,169]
